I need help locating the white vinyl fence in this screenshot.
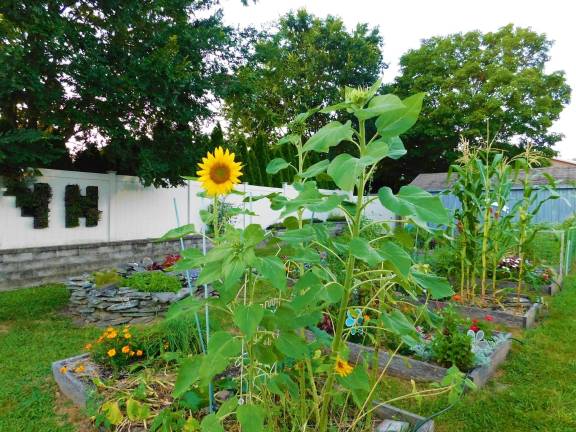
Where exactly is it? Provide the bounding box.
[0,169,393,250]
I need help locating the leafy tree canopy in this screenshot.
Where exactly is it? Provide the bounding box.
[223,9,386,186]
[0,0,236,186]
[378,24,571,191]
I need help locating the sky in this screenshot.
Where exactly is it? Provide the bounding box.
[220,0,576,159]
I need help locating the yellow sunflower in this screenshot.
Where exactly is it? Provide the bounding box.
[334,357,354,377]
[197,147,242,196]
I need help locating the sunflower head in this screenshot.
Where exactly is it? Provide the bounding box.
[197,147,242,196]
[334,356,353,377]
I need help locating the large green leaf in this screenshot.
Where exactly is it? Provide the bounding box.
[237,404,266,432]
[126,399,151,421]
[158,224,196,241]
[268,373,299,399]
[378,185,449,225]
[381,309,419,342]
[233,304,264,340]
[101,401,123,425]
[327,154,362,192]
[301,159,330,178]
[350,237,383,267]
[197,261,222,285]
[253,256,287,291]
[411,271,454,300]
[337,361,371,408]
[199,332,242,386]
[266,158,291,174]
[375,93,425,138]
[279,225,316,243]
[378,240,412,277]
[274,332,309,359]
[166,296,203,320]
[200,414,224,432]
[173,357,201,397]
[243,224,265,246]
[303,121,354,153]
[355,94,405,121]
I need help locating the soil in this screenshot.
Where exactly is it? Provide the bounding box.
[55,388,95,432]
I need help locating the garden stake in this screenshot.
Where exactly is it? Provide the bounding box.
[172,198,206,354]
[201,221,215,412]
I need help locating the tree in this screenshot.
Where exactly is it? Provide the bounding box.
[0,0,237,186]
[379,24,571,191]
[223,9,386,186]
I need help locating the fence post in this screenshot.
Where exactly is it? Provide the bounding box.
[106,171,117,242]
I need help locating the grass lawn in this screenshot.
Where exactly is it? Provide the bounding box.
[1,278,576,431]
[0,284,98,432]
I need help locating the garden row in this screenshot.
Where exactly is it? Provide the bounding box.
[52,82,570,431]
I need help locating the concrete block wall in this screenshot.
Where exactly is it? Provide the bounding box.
[0,236,203,291]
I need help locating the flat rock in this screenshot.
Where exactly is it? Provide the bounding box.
[107,300,139,311]
[152,292,176,303]
[129,316,156,324]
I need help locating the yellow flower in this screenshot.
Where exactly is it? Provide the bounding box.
[122,345,130,354]
[107,349,116,358]
[60,366,68,374]
[106,330,118,339]
[106,327,114,333]
[197,147,242,196]
[123,332,132,339]
[136,350,143,357]
[74,364,85,373]
[85,343,93,350]
[129,351,135,357]
[334,357,353,377]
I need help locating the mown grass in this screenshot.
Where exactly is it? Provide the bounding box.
[0,284,98,432]
[2,277,576,431]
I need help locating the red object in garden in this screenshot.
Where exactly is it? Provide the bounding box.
[470,325,480,332]
[161,254,181,269]
[485,315,494,322]
[452,294,462,302]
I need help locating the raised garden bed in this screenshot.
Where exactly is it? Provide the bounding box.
[346,332,512,388]
[426,300,541,329]
[53,353,432,431]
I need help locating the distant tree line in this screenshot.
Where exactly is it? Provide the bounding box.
[0,2,571,190]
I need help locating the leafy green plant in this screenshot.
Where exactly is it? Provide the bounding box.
[93,270,123,288]
[4,180,52,229]
[124,272,182,293]
[88,326,146,370]
[431,330,475,371]
[65,184,101,227]
[155,80,471,431]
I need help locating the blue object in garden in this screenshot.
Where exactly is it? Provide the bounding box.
[345,308,365,335]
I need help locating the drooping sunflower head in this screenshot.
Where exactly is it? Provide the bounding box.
[197,147,242,196]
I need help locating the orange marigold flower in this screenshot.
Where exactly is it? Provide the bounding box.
[107,349,116,357]
[452,294,462,302]
[60,366,68,374]
[334,357,353,377]
[122,345,130,354]
[123,333,132,339]
[85,343,93,350]
[107,331,118,339]
[74,364,85,373]
[130,351,135,357]
[136,350,143,357]
[106,327,114,332]
[97,336,104,343]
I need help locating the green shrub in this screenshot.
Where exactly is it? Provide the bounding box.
[124,272,181,293]
[431,330,475,371]
[93,270,122,288]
